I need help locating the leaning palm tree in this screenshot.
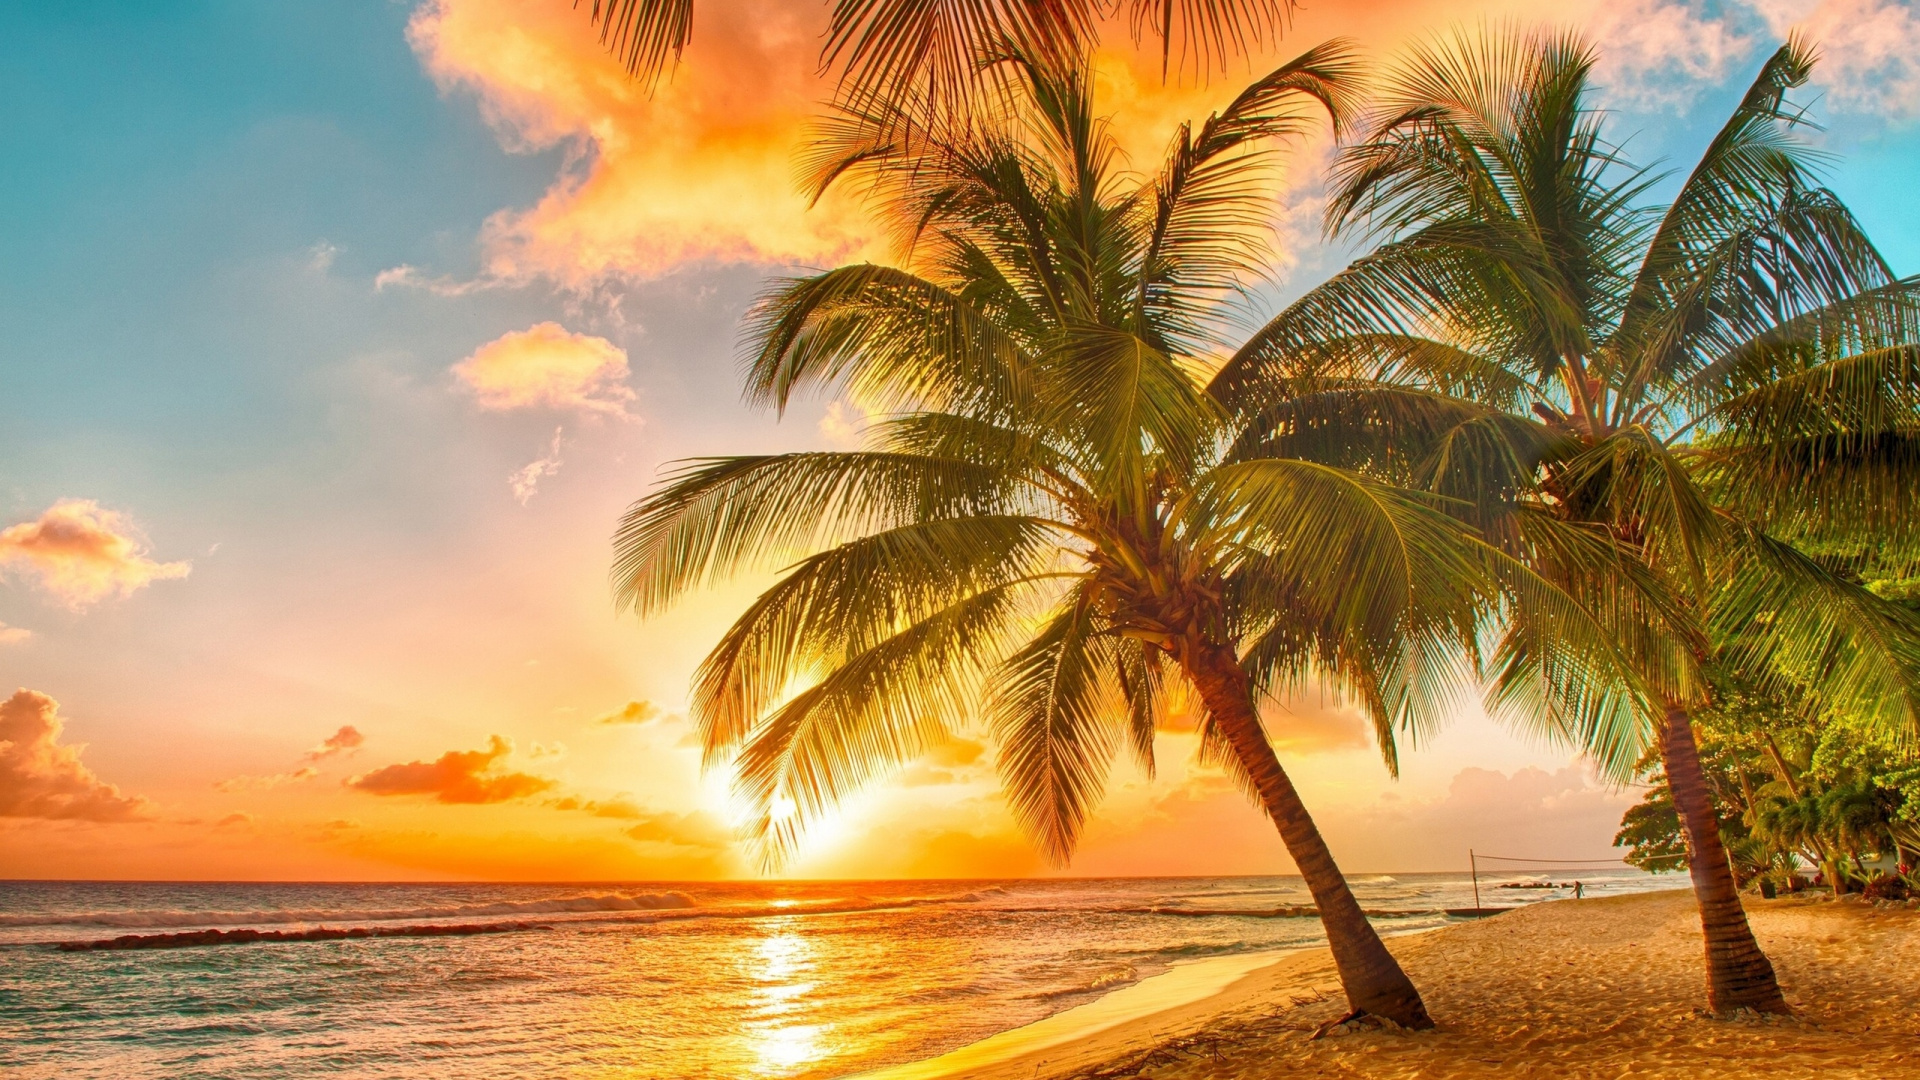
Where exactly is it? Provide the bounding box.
[1218,30,1920,1013]
[577,0,1293,95]
[611,43,1633,1027]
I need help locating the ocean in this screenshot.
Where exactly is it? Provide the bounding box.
[2,873,1678,1079]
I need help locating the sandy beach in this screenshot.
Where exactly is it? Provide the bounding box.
[865,889,1919,1080]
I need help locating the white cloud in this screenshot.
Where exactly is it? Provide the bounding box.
[0,623,29,646]
[508,427,566,505]
[1753,0,1920,119]
[1589,0,1756,109]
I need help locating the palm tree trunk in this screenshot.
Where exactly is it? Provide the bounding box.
[1657,704,1789,1014]
[1184,641,1433,1029]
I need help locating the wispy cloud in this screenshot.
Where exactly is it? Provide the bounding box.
[346,735,554,804]
[0,689,151,822]
[0,500,190,609]
[215,766,320,793]
[454,322,635,417]
[0,622,29,646]
[508,427,566,505]
[373,263,499,296]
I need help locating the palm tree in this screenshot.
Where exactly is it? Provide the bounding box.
[577,0,1293,95]
[610,44,1632,1027]
[1217,30,1920,1014]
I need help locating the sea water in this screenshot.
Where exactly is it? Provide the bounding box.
[1,873,1675,1079]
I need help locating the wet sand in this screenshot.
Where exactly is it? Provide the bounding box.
[857,889,1919,1080]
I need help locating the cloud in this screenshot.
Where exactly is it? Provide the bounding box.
[1754,0,1920,118]
[304,725,366,762]
[549,794,645,818]
[346,735,554,804]
[454,323,635,417]
[548,792,731,849]
[899,737,988,787]
[1323,765,1637,871]
[0,622,29,646]
[0,689,150,821]
[1587,0,1755,109]
[308,241,340,272]
[0,500,191,609]
[818,400,875,448]
[623,809,731,849]
[595,700,663,726]
[406,0,879,285]
[214,766,320,793]
[215,812,254,828]
[508,427,565,505]
[374,263,498,296]
[1262,697,1374,756]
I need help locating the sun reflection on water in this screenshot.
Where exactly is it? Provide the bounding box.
[747,921,832,1075]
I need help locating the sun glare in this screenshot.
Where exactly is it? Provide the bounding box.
[747,925,830,1075]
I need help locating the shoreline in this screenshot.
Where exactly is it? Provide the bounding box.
[843,948,1322,1080]
[846,889,1919,1080]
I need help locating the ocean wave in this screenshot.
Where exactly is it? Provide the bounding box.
[1,891,697,930]
[1021,964,1138,1000]
[56,920,548,952]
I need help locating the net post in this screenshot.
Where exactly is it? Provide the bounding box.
[1471,849,1480,910]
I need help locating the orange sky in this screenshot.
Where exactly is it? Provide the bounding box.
[6,0,1914,881]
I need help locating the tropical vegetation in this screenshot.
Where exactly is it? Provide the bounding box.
[1213,30,1920,1013]
[1616,665,1920,899]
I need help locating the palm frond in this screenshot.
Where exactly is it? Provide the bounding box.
[693,515,1069,763]
[582,0,695,87]
[990,584,1123,863]
[1711,527,1920,749]
[612,452,1012,616]
[734,580,1044,864]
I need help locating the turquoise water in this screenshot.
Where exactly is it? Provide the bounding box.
[1,873,1676,1078]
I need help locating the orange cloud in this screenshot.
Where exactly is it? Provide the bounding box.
[347,735,555,803]
[215,766,320,793]
[407,0,879,284]
[453,322,635,416]
[623,809,731,849]
[304,725,366,762]
[0,689,150,821]
[1262,698,1373,755]
[595,700,662,725]
[0,622,29,646]
[0,499,190,609]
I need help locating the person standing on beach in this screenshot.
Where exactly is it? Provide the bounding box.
[1575,882,1584,900]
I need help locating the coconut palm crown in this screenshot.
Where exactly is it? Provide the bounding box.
[611,43,1640,1027]
[1217,30,1920,1013]
[581,0,1294,95]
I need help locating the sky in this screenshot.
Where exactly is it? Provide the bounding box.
[2,0,1917,882]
